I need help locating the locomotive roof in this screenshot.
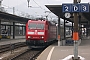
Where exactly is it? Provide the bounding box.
[28,20,56,25]
[48,21,56,25]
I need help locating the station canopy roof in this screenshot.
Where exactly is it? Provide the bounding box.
[45,5,90,26]
[0,11,29,23]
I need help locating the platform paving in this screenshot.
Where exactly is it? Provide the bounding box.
[36,37,90,60]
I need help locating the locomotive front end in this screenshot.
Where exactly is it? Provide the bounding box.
[26,20,47,48]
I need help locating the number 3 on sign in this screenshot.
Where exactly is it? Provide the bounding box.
[82,5,87,11]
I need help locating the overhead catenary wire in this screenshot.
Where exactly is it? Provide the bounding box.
[2,4,26,14]
[2,4,31,18]
[2,4,13,9]
[32,0,46,11]
[2,4,38,19]
[2,0,49,18]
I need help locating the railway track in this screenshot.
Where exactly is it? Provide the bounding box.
[9,40,57,60]
[10,48,44,60]
[0,40,57,60]
[0,42,26,53]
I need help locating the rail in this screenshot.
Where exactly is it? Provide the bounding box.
[0,42,26,53]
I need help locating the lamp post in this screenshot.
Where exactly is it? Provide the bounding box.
[0,1,1,6]
[27,0,30,7]
[0,0,3,40]
[0,0,3,6]
[27,0,39,8]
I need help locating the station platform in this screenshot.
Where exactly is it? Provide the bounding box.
[36,37,90,60]
[0,36,25,46]
[8,35,25,39]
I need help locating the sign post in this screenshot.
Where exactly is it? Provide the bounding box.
[62,0,89,60]
[73,0,79,59]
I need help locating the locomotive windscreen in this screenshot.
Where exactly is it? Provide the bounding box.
[28,23,45,29]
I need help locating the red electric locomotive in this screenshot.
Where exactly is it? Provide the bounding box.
[26,20,57,48]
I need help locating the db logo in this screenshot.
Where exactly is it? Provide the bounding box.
[35,30,37,34]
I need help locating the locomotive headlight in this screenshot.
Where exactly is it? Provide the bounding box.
[28,36,31,38]
[41,36,44,38]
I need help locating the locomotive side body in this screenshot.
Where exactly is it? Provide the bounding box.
[47,22,57,42]
[26,20,57,48]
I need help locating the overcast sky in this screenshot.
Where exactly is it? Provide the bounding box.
[1,0,90,21]
[1,0,89,25]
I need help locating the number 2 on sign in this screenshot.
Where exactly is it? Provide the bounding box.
[65,6,68,11]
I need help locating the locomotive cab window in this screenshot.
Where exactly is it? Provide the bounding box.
[28,23,36,29]
[37,23,45,29]
[28,23,45,29]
